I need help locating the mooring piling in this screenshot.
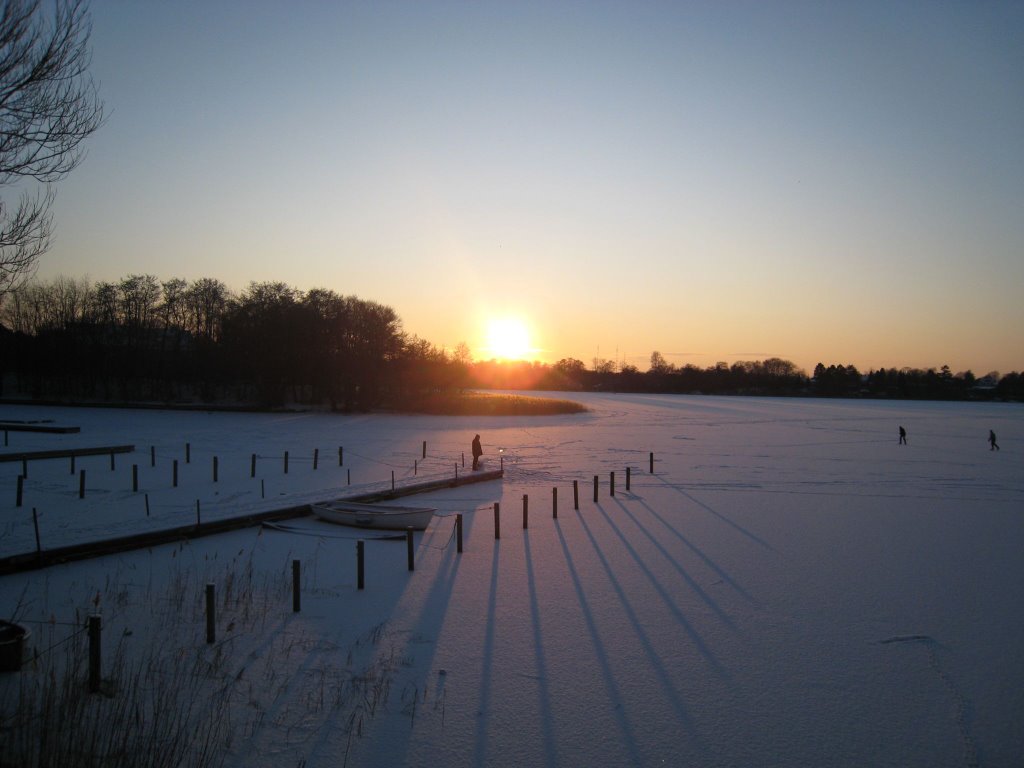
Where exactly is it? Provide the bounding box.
[357,540,365,590]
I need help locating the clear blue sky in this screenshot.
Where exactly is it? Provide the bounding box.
[37,0,1024,374]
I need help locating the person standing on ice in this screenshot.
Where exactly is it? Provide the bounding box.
[989,430,1000,451]
[899,425,907,445]
[471,434,483,470]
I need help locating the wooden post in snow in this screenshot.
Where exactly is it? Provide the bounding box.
[357,540,365,590]
[32,508,41,554]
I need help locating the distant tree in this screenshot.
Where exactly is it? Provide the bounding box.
[649,350,671,373]
[88,280,117,325]
[0,0,104,297]
[554,358,586,375]
[158,278,189,331]
[185,277,229,341]
[117,274,160,330]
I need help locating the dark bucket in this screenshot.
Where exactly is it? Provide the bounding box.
[0,620,30,672]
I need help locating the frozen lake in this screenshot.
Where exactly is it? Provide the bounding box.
[1,394,1022,767]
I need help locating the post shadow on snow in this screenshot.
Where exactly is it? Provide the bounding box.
[520,531,559,767]
[306,514,468,767]
[471,540,502,767]
[579,501,728,679]
[657,477,777,552]
[628,496,760,609]
[550,520,649,766]
[607,496,746,630]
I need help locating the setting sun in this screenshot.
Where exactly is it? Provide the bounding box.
[484,318,531,360]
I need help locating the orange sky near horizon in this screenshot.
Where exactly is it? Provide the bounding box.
[27,1,1024,378]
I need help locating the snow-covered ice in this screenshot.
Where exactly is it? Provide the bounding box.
[1,394,1022,767]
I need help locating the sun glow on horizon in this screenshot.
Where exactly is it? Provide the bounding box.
[483,317,532,361]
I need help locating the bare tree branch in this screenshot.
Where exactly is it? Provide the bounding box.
[0,0,103,297]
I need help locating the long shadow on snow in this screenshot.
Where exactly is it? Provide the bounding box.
[657,476,777,552]
[626,495,760,609]
[582,501,728,677]
[551,519,648,765]
[521,531,560,767]
[471,540,501,768]
[343,514,467,767]
[607,495,744,629]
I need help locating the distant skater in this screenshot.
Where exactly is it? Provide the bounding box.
[899,425,907,445]
[989,430,1000,451]
[471,434,483,470]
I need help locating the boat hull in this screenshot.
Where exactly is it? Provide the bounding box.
[311,501,436,531]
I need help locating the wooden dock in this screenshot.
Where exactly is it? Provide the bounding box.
[0,445,135,463]
[1,423,80,434]
[0,468,504,575]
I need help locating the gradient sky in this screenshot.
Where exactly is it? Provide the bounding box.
[34,0,1024,374]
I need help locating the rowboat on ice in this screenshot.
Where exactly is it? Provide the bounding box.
[310,500,436,530]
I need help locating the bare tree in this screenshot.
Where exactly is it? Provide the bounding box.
[185,277,230,340]
[0,0,104,296]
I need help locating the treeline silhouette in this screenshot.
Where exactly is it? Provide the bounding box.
[0,275,466,408]
[1,275,1020,408]
[519,358,1022,401]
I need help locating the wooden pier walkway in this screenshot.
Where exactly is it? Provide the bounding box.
[0,445,135,463]
[0,468,503,575]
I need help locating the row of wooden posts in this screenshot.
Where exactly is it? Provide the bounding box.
[79,450,659,694]
[12,444,358,507]
[86,533,427,692]
[10,439,491,507]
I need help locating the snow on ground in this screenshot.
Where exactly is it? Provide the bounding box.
[1,394,1022,767]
